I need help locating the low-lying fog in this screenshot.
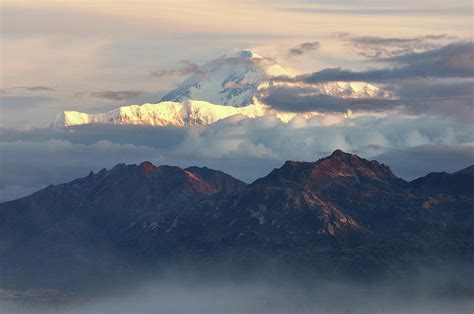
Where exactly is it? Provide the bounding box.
[3,275,473,314]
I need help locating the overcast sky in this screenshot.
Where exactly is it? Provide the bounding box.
[0,0,473,202]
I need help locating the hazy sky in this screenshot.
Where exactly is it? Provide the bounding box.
[0,0,473,201]
[2,0,472,126]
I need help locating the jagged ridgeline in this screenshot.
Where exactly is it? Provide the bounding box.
[1,150,473,290]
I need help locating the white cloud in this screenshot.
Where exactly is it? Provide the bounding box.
[177,112,471,162]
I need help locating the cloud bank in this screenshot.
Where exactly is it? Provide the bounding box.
[276,42,473,84]
[259,42,473,125]
[1,110,472,202]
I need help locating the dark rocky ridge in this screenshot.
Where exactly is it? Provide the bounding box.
[0,150,473,290]
[409,165,474,196]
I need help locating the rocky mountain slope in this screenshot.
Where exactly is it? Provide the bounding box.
[409,165,474,196]
[0,151,472,289]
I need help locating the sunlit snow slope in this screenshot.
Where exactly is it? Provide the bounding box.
[52,101,267,127]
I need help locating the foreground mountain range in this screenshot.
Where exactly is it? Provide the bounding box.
[1,150,473,290]
[51,50,395,128]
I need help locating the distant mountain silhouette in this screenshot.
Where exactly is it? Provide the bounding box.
[409,164,474,196]
[1,151,473,289]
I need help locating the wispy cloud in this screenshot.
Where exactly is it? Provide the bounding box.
[150,60,205,78]
[151,55,279,80]
[281,7,472,16]
[338,33,457,58]
[90,90,144,101]
[288,42,320,57]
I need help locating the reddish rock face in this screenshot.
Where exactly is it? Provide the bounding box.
[125,162,247,198]
[140,161,156,174]
[255,150,401,195]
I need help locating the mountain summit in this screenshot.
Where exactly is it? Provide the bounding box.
[255,149,400,193]
[160,49,288,107]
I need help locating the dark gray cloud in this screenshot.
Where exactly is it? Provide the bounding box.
[258,84,474,122]
[262,42,474,122]
[151,60,205,78]
[385,42,473,67]
[338,33,457,58]
[423,34,459,40]
[257,86,364,113]
[90,90,144,101]
[0,86,57,94]
[13,86,57,92]
[392,80,474,99]
[274,42,473,84]
[288,42,320,56]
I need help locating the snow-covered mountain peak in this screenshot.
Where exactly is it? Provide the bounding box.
[52,50,397,128]
[160,49,395,107]
[224,49,263,59]
[160,49,289,107]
